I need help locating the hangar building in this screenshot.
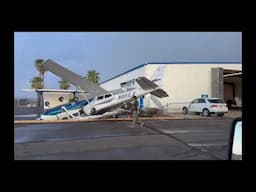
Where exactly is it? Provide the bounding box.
[100,62,242,112]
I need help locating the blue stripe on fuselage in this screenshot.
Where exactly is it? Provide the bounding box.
[43,99,92,115]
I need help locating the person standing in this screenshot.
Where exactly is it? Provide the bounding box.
[130,96,144,128]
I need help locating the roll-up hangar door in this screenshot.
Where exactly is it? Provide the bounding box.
[212,68,242,109]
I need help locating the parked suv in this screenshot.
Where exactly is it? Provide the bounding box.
[182,97,228,117]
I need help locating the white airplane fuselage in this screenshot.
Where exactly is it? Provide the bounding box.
[39,86,157,120]
[83,87,156,115]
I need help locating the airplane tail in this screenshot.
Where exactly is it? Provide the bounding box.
[150,65,165,87]
[151,89,169,98]
[136,77,158,90]
[150,95,167,112]
[136,77,168,98]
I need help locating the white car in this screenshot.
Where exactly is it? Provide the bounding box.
[182,97,228,117]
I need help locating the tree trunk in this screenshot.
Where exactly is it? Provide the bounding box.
[37,91,43,118]
[37,92,40,117]
[42,72,44,89]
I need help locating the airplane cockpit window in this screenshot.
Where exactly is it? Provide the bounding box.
[121,79,136,89]
[121,82,127,88]
[97,96,104,100]
[105,94,112,98]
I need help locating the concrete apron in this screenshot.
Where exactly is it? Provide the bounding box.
[14,112,240,124]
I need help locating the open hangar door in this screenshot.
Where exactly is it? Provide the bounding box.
[211,68,242,109]
[223,69,242,109]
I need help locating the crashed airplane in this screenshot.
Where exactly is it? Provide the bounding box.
[28,59,169,120]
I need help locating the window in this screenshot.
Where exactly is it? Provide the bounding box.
[207,99,224,103]
[121,79,136,88]
[192,99,198,104]
[105,94,112,99]
[58,96,64,102]
[121,82,127,88]
[198,99,206,103]
[97,96,104,100]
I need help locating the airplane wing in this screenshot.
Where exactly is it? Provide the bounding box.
[42,59,108,97]
[136,77,169,98]
[150,89,169,98]
[136,77,158,90]
[79,108,129,120]
[21,89,88,93]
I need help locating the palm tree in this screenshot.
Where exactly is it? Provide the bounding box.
[30,76,43,114]
[58,79,70,90]
[34,59,47,88]
[86,70,100,85]
[30,76,43,89]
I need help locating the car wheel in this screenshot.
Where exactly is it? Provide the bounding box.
[202,109,209,117]
[183,107,188,114]
[217,113,224,117]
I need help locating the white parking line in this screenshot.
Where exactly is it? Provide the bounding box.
[188,143,227,147]
[15,114,37,117]
[161,130,224,134]
[162,130,191,134]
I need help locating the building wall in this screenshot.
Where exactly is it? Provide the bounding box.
[100,63,242,112]
[43,92,71,109]
[145,64,241,111]
[42,92,86,109]
[100,66,146,91]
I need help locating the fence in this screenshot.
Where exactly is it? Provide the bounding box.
[14,98,37,107]
[160,102,190,114]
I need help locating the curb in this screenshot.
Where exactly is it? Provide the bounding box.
[13,115,235,124]
[14,116,186,124]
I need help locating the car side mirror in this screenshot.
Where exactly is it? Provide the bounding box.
[228,118,242,160]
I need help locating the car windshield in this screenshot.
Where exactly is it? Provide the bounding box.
[207,99,224,103]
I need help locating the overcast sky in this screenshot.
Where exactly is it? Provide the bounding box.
[14,32,241,98]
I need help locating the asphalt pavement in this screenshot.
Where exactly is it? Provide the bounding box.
[14,119,234,160]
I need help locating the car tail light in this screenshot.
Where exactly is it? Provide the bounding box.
[210,105,218,108]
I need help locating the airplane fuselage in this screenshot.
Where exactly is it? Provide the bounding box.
[83,87,157,115]
[39,87,158,120]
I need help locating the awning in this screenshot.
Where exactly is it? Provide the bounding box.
[223,69,242,78]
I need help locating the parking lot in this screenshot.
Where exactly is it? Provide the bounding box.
[167,109,241,119]
[14,118,236,160]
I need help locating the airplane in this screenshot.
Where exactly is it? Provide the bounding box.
[27,59,169,120]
